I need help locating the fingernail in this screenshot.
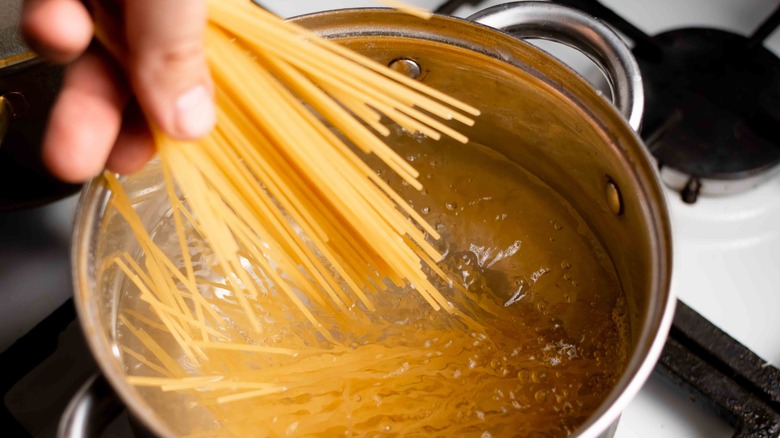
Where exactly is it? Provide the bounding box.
[174,85,215,138]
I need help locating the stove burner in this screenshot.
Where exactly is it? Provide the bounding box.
[556,1,780,203]
[640,28,780,203]
[442,0,780,202]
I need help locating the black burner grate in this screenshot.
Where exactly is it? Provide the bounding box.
[661,301,780,437]
[556,1,780,202]
[0,300,81,437]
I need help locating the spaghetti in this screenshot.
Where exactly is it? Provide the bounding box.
[108,0,479,382]
[96,0,626,436]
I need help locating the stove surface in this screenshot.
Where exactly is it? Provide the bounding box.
[2,1,779,437]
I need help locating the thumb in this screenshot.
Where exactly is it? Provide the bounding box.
[124,0,215,140]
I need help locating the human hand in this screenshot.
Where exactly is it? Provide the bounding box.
[21,0,216,183]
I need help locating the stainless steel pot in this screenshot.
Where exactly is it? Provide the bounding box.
[69,3,674,437]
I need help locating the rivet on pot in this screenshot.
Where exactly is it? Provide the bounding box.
[1,92,30,149]
[0,91,28,119]
[0,95,14,148]
[605,179,624,216]
[388,58,421,79]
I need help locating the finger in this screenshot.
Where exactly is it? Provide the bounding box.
[124,0,215,140]
[21,0,93,64]
[106,102,155,175]
[85,0,129,66]
[42,50,128,183]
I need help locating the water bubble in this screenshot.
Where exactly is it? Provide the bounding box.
[553,221,563,231]
[517,369,531,382]
[613,303,627,318]
[422,207,430,214]
[561,260,571,269]
[563,273,572,281]
[446,201,458,210]
[534,389,548,403]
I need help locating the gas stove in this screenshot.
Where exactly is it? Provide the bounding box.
[1,0,779,437]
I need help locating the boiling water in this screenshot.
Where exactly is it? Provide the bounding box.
[115,131,628,437]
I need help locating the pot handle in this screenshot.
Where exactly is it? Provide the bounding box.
[468,1,644,132]
[58,374,124,438]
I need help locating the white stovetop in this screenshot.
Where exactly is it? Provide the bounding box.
[1,1,778,437]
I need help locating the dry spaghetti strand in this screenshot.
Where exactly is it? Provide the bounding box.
[103,0,491,432]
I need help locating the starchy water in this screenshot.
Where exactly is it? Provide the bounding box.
[114,129,628,437]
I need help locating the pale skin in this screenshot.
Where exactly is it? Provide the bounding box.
[21,0,215,183]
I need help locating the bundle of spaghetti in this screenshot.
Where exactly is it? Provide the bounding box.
[102,0,489,350]
[147,0,480,331]
[97,0,532,433]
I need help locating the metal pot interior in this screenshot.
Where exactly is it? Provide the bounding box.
[73,10,673,438]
